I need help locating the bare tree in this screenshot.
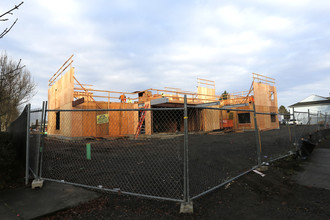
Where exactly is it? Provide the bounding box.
[0,51,36,131]
[0,1,24,39]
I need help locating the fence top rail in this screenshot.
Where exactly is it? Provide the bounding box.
[187,106,255,112]
[278,113,291,116]
[47,107,279,115]
[30,109,42,113]
[47,107,185,112]
[188,106,279,115]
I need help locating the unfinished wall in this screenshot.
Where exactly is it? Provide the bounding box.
[197,86,216,103]
[72,102,136,138]
[253,81,279,131]
[48,68,74,136]
[48,68,74,109]
[235,105,255,131]
[201,108,221,131]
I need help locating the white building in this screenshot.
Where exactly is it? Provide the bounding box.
[289,95,330,125]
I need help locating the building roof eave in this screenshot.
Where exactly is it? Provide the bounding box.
[289,100,330,108]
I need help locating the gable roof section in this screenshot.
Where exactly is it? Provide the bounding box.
[300,94,328,102]
[289,94,330,108]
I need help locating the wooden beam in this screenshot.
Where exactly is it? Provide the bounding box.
[73,76,102,109]
[74,83,94,87]
[49,54,74,86]
[74,87,136,95]
[197,78,215,83]
[49,59,73,86]
[198,82,215,87]
[164,87,182,91]
[72,97,84,107]
[253,77,275,85]
[252,72,275,81]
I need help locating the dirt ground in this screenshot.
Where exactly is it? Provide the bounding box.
[38,141,330,220]
[37,127,330,219]
[40,125,323,200]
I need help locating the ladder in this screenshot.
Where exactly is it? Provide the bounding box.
[135,104,149,139]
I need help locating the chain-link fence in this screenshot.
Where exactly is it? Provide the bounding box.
[259,121,296,163]
[8,103,47,185]
[41,108,184,202]
[39,105,330,203]
[29,108,44,178]
[187,107,258,199]
[9,99,330,204]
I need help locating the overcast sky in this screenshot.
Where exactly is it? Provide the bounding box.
[1,0,330,110]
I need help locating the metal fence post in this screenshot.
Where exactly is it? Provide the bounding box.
[31,102,46,189]
[25,104,31,185]
[307,109,310,125]
[180,95,193,213]
[252,101,261,166]
[39,101,47,178]
[317,111,320,129]
[325,113,327,128]
[292,107,297,148]
[35,103,44,179]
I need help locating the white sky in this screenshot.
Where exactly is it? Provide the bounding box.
[1,0,330,110]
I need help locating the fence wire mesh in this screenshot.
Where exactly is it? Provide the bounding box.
[259,114,295,163]
[188,108,258,199]
[42,108,184,201]
[28,109,43,178]
[294,112,320,142]
[16,102,329,203]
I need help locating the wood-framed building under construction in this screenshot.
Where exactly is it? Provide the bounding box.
[47,55,279,138]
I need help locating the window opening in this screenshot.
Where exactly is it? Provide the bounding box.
[56,111,60,130]
[238,113,251,124]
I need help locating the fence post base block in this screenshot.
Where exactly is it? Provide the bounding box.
[180,201,193,214]
[31,179,44,189]
[256,165,268,172]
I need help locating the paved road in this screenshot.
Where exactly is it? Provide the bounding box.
[0,181,100,220]
[294,137,330,190]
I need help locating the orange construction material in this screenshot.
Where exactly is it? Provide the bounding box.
[222,119,233,128]
[135,104,149,139]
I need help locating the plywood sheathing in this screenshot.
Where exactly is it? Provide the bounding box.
[144,101,152,135]
[253,80,279,131]
[47,67,137,138]
[218,73,279,132]
[201,108,220,131]
[197,87,216,103]
[48,67,74,110]
[73,102,136,137]
[197,78,218,103]
[47,67,74,136]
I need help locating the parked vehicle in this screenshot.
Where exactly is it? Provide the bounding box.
[288,119,303,125]
[280,119,289,125]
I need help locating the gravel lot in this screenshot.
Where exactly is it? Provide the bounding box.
[37,126,330,219]
[38,137,330,219]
